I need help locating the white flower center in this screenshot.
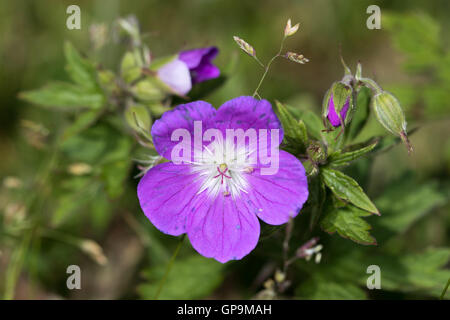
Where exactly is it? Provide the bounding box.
[190,137,254,199]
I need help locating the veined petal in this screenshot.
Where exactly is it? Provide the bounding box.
[187,192,260,263]
[215,96,284,146]
[137,162,202,236]
[151,101,216,161]
[243,150,309,225]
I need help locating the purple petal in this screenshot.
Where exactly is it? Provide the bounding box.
[186,193,260,263]
[137,162,202,236]
[151,101,216,160]
[327,94,350,127]
[215,96,284,146]
[243,150,309,225]
[179,47,218,69]
[179,47,220,84]
[157,59,192,95]
[191,63,220,84]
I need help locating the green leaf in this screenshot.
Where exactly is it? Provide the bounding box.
[374,175,447,235]
[288,107,322,140]
[320,205,376,245]
[373,248,450,297]
[328,140,378,167]
[62,109,104,142]
[61,123,132,165]
[296,275,367,299]
[384,12,441,71]
[64,42,99,90]
[100,159,131,198]
[321,167,379,214]
[138,255,224,299]
[297,246,450,298]
[275,100,308,153]
[20,82,104,110]
[51,176,98,227]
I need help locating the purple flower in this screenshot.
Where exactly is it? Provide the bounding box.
[157,59,192,96]
[179,47,220,84]
[157,47,220,96]
[137,96,309,263]
[327,93,350,127]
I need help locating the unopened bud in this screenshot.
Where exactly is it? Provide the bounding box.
[284,19,300,37]
[285,52,309,64]
[372,91,413,154]
[233,36,256,57]
[322,82,353,128]
[307,141,326,164]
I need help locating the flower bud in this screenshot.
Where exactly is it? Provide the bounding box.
[322,82,353,128]
[284,19,300,37]
[307,141,326,164]
[372,91,413,153]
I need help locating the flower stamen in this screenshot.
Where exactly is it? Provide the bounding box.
[214,164,232,184]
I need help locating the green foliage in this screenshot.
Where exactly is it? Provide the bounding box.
[296,173,449,299]
[20,42,105,110]
[62,109,104,142]
[321,205,376,245]
[274,100,308,154]
[20,82,104,110]
[64,42,99,90]
[138,255,224,299]
[296,275,367,300]
[327,140,378,167]
[3,6,449,301]
[320,168,378,214]
[384,12,450,118]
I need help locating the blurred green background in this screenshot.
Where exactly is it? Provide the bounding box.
[0,0,449,299]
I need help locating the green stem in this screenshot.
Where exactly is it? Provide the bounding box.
[154,234,185,300]
[252,37,286,98]
[440,278,450,300]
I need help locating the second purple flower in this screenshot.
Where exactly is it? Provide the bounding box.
[158,46,220,96]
